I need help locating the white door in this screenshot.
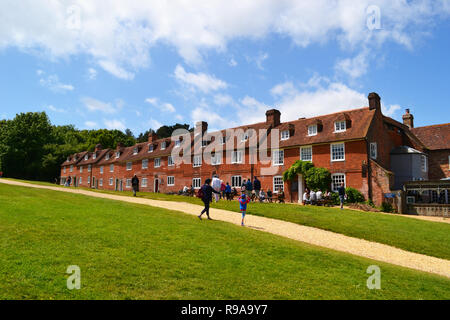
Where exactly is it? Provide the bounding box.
[298,174,304,204]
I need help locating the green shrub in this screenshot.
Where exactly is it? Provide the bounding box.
[304,167,332,192]
[381,202,394,213]
[330,192,340,205]
[345,187,365,203]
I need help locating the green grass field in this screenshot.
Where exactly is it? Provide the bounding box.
[0,183,449,299]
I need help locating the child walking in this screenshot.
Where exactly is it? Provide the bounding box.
[238,192,250,226]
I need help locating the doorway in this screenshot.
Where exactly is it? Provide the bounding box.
[154,178,159,193]
[115,179,123,191]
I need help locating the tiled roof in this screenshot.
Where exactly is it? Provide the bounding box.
[61,151,87,167]
[77,149,110,166]
[411,123,450,150]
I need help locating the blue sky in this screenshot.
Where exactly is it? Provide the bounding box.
[1,1,449,134]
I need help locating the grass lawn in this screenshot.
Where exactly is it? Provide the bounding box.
[4,178,450,261]
[0,183,449,300]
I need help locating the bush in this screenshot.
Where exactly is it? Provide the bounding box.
[381,202,394,213]
[345,187,365,203]
[330,192,340,205]
[304,167,332,192]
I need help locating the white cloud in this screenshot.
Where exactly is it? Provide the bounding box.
[2,1,450,78]
[148,118,163,130]
[162,103,176,113]
[191,101,236,128]
[82,97,121,114]
[174,65,227,93]
[335,49,370,79]
[103,119,126,131]
[39,74,74,93]
[145,98,176,113]
[228,58,237,67]
[87,68,97,80]
[84,121,98,128]
[255,52,269,70]
[46,104,66,113]
[382,104,401,117]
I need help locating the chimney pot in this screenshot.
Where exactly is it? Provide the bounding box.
[402,109,414,128]
[368,92,381,110]
[265,109,281,127]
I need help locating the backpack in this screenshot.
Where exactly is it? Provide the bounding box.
[196,186,204,199]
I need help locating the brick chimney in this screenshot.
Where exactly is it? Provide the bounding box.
[195,121,208,133]
[94,144,102,152]
[266,109,281,127]
[368,92,381,110]
[402,109,414,128]
[116,142,124,150]
[148,132,158,143]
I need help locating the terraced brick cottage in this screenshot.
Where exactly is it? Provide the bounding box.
[60,93,449,206]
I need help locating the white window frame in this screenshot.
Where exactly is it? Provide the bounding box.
[231,176,242,188]
[133,147,138,155]
[109,178,113,186]
[79,166,83,173]
[232,150,243,164]
[63,166,66,174]
[142,159,148,169]
[126,179,131,188]
[241,133,249,142]
[126,161,132,171]
[281,130,290,140]
[100,166,104,174]
[193,178,201,189]
[105,154,110,160]
[221,136,227,145]
[211,153,222,165]
[110,164,114,172]
[175,140,181,148]
[334,121,346,133]
[142,178,148,188]
[201,140,208,148]
[79,177,82,184]
[167,176,175,186]
[154,158,161,168]
[193,155,202,167]
[421,155,428,173]
[272,149,284,166]
[70,165,73,173]
[168,156,175,167]
[84,155,88,161]
[99,179,103,187]
[88,165,92,172]
[300,146,312,162]
[93,153,97,160]
[116,151,120,159]
[331,143,345,162]
[308,125,317,136]
[273,176,284,193]
[161,141,166,150]
[148,144,154,153]
[331,173,346,192]
[370,142,377,160]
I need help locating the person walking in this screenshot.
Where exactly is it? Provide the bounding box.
[132,175,139,197]
[225,182,232,200]
[198,178,220,220]
[211,175,221,202]
[238,192,250,226]
[338,183,346,210]
[245,178,253,200]
[253,176,261,201]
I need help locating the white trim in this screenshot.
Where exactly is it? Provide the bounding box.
[334,121,347,133]
[231,150,243,164]
[272,149,284,166]
[168,156,175,167]
[167,176,175,186]
[300,146,313,162]
[110,164,114,172]
[193,155,202,167]
[331,173,346,192]
[308,125,317,136]
[330,142,345,162]
[126,161,132,171]
[154,158,161,168]
[142,159,149,169]
[192,177,201,189]
[281,130,290,140]
[273,176,284,193]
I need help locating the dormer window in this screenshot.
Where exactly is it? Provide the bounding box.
[93,153,97,160]
[161,141,166,150]
[241,133,249,142]
[105,153,110,160]
[133,147,138,155]
[221,136,226,145]
[148,144,154,153]
[335,121,346,132]
[202,140,208,148]
[175,140,181,148]
[281,130,290,140]
[84,155,88,161]
[308,125,317,136]
[116,151,120,159]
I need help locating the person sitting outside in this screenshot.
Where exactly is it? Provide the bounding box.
[303,191,310,205]
[310,189,317,205]
[277,190,285,203]
[259,189,266,203]
[267,189,273,202]
[316,189,323,201]
[189,185,195,196]
[225,182,232,200]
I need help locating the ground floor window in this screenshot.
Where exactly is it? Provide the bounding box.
[109,178,113,186]
[167,176,175,186]
[331,173,346,192]
[99,179,103,187]
[79,177,82,184]
[231,176,242,188]
[193,177,201,189]
[273,176,284,192]
[142,178,148,187]
[126,179,131,188]
[87,177,90,184]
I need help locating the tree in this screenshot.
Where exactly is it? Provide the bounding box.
[304,167,332,191]
[156,123,192,138]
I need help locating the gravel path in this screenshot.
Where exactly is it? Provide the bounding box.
[2,179,449,279]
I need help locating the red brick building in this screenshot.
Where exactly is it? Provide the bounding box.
[60,92,449,206]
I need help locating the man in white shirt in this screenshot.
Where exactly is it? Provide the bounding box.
[316,190,323,201]
[310,190,317,205]
[211,175,221,202]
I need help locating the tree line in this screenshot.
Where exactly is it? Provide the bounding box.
[0,112,192,182]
